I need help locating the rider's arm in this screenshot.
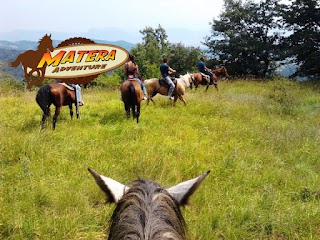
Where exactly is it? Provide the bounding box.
[168,67,176,74]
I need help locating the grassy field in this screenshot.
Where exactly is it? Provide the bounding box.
[0,78,320,239]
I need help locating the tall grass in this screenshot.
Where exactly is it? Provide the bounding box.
[0,79,319,239]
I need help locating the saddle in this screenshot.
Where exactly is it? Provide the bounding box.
[199,73,210,84]
[158,77,177,87]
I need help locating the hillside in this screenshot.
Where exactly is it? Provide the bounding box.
[0,79,320,239]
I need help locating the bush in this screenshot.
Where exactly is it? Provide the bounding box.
[268,79,298,115]
[0,74,25,95]
[93,72,121,90]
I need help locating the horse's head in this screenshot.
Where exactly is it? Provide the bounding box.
[186,73,193,89]
[88,168,210,240]
[38,34,54,52]
[213,66,229,78]
[223,66,230,78]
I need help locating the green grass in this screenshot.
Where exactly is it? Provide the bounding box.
[0,79,320,239]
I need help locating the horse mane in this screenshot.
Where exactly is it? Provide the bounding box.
[37,34,52,50]
[108,179,186,240]
[177,73,192,86]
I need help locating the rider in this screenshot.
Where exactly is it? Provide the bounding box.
[124,54,147,100]
[72,84,84,106]
[160,58,176,100]
[197,57,216,85]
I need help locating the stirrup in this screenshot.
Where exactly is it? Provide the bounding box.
[167,96,174,100]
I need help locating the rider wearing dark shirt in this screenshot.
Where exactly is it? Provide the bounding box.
[160,58,176,100]
[197,57,215,85]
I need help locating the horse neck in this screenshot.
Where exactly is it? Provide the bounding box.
[109,180,186,240]
[215,67,228,77]
[223,67,229,77]
[179,75,190,87]
[37,40,51,53]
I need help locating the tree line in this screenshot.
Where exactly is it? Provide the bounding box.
[122,0,319,80]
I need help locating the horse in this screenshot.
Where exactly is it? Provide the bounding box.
[36,82,80,130]
[191,66,229,92]
[212,66,229,79]
[88,167,210,240]
[144,73,193,106]
[120,79,143,123]
[191,72,214,92]
[9,34,54,88]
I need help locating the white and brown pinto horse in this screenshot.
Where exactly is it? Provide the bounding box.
[144,73,193,106]
[88,167,210,240]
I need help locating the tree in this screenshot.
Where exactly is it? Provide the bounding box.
[130,25,170,78]
[168,42,203,76]
[205,0,285,77]
[130,25,204,78]
[282,0,320,78]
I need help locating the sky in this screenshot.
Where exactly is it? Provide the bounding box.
[1,0,290,44]
[1,0,224,33]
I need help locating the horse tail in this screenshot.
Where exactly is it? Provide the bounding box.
[36,84,52,114]
[128,81,137,106]
[9,54,23,67]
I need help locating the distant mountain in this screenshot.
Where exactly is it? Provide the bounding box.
[0,28,208,47]
[0,39,136,51]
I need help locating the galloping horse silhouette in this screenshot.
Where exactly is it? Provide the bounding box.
[120,80,143,123]
[36,82,79,130]
[9,34,54,88]
[88,167,210,240]
[191,66,229,92]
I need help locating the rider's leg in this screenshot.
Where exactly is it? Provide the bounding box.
[141,83,147,100]
[206,71,214,85]
[165,77,175,99]
[135,78,147,100]
[76,85,84,106]
[70,84,84,106]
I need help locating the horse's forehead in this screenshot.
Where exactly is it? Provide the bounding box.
[128,180,168,197]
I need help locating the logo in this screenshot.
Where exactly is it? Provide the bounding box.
[9,35,129,88]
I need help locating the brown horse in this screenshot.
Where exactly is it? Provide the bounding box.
[120,80,143,123]
[9,34,54,88]
[36,82,80,130]
[212,66,229,79]
[88,167,210,240]
[191,66,229,91]
[144,73,193,106]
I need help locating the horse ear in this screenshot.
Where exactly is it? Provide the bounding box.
[166,170,210,206]
[88,168,129,203]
